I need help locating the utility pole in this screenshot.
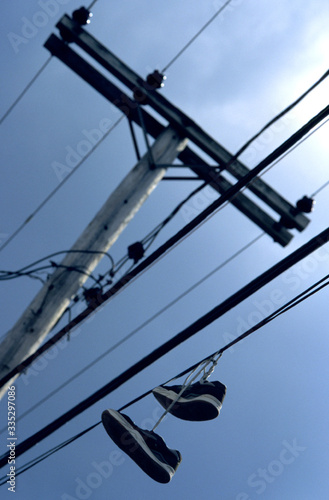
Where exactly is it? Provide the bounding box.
[0,126,187,398]
[0,11,312,396]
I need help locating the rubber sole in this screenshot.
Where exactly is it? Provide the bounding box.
[101,409,176,483]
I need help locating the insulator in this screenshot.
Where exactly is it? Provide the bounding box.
[296,196,315,213]
[72,7,93,25]
[128,242,145,263]
[146,70,166,89]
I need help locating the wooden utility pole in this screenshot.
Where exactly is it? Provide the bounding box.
[0,126,187,398]
[0,12,312,396]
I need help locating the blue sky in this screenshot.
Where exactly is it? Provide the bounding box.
[1,1,329,499]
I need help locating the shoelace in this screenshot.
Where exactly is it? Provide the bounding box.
[152,352,222,431]
[200,352,222,383]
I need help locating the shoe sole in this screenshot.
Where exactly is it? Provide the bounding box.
[102,410,176,483]
[153,388,222,421]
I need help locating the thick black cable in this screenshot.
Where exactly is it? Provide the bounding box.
[1,225,329,469]
[2,271,329,480]
[1,103,327,391]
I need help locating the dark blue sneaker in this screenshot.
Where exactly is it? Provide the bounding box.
[152,380,226,421]
[101,409,182,483]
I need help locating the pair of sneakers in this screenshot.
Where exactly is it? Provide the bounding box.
[101,380,226,483]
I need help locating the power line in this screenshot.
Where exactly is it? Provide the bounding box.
[0,115,124,254]
[255,116,329,182]
[87,0,100,9]
[1,104,327,390]
[0,421,101,486]
[0,249,115,282]
[2,268,329,481]
[312,179,329,197]
[141,181,206,251]
[1,225,329,469]
[6,233,264,430]
[0,57,52,125]
[162,0,234,72]
[233,68,329,162]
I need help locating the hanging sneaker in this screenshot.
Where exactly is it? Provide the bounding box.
[152,380,226,421]
[101,409,182,483]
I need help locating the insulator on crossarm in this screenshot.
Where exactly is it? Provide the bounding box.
[296,196,315,213]
[146,70,167,90]
[72,7,93,25]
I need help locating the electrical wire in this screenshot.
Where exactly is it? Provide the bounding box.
[87,0,100,9]
[254,116,329,183]
[1,225,329,471]
[141,181,207,251]
[0,249,115,282]
[1,0,326,438]
[232,68,329,163]
[161,0,234,72]
[0,263,98,285]
[1,104,327,391]
[0,57,52,125]
[312,179,329,197]
[0,115,124,254]
[0,421,101,486]
[2,269,328,482]
[3,233,264,432]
